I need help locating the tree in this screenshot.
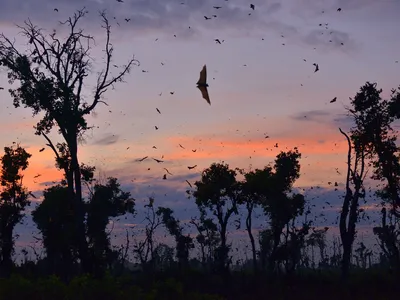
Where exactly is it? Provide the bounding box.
[157,207,194,270]
[260,149,305,273]
[338,127,367,280]
[0,8,138,273]
[132,197,163,271]
[338,81,400,279]
[32,185,77,279]
[86,177,135,278]
[190,213,220,270]
[0,143,31,277]
[237,166,273,274]
[192,162,239,274]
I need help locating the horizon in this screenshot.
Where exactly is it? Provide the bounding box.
[0,0,400,264]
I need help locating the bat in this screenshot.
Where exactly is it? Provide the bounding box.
[164,168,173,175]
[185,180,192,188]
[156,108,161,114]
[188,165,197,170]
[137,156,148,162]
[330,97,337,103]
[153,158,164,163]
[313,63,319,72]
[39,147,45,152]
[197,65,211,105]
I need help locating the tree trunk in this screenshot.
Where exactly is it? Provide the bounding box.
[69,136,91,274]
[0,225,13,277]
[245,206,257,274]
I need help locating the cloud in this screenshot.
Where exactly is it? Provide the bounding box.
[0,0,358,54]
[92,133,119,146]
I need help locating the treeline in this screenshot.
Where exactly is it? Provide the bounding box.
[0,8,399,299]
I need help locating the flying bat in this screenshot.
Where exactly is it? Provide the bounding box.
[156,108,161,114]
[185,180,192,188]
[137,156,148,162]
[39,147,45,152]
[188,165,197,170]
[153,158,164,163]
[164,168,173,175]
[330,97,337,103]
[196,65,211,105]
[313,63,319,72]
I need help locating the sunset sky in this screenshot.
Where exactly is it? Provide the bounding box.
[1,0,400,262]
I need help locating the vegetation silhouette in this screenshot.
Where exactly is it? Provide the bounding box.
[0,8,399,300]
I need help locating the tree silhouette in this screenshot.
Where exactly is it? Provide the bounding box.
[190,213,220,270]
[192,162,239,274]
[338,126,367,281]
[133,197,163,271]
[86,177,135,278]
[237,166,273,274]
[338,81,400,279]
[0,8,138,273]
[373,207,400,270]
[260,149,305,273]
[157,207,194,271]
[32,185,77,279]
[0,144,31,277]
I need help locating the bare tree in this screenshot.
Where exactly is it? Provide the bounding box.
[0,8,139,273]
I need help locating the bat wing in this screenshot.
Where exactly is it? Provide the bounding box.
[197,85,211,105]
[197,65,207,85]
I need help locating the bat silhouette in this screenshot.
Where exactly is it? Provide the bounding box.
[39,147,45,152]
[137,156,148,162]
[330,97,337,103]
[164,168,173,175]
[188,165,197,170]
[179,144,185,149]
[197,65,211,105]
[156,108,161,114]
[153,158,164,163]
[313,63,319,72]
[162,174,167,180]
[185,180,192,188]
[250,4,255,10]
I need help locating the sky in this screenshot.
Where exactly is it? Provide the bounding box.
[1,0,400,263]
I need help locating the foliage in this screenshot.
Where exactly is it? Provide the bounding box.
[0,144,31,277]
